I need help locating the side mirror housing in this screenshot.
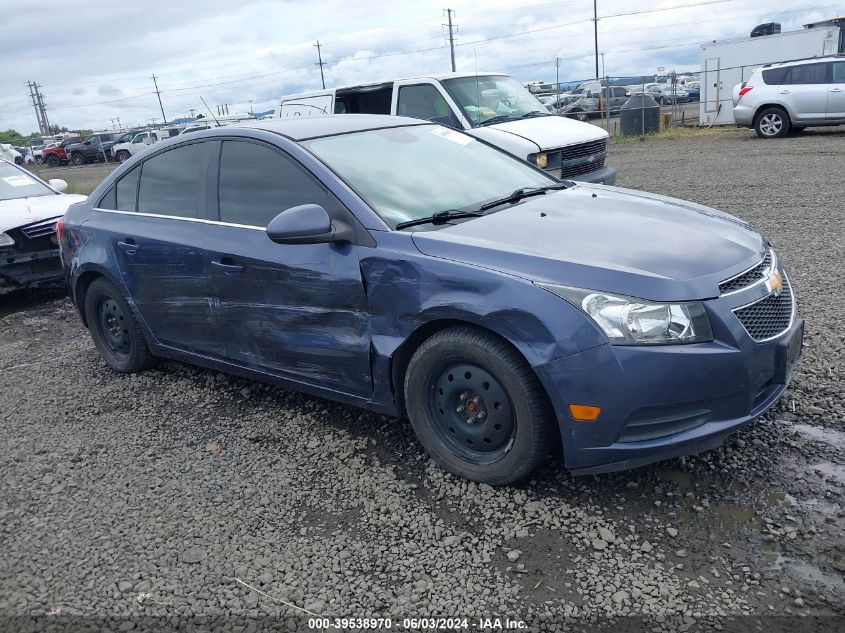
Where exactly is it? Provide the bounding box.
[266,204,353,245]
[48,178,68,192]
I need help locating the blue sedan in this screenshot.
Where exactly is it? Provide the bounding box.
[58,115,802,485]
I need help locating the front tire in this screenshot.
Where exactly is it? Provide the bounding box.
[404,326,556,485]
[84,278,156,373]
[46,155,59,167]
[116,150,131,162]
[755,107,791,138]
[71,153,86,166]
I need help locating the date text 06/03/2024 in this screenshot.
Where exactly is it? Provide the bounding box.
[306,617,527,629]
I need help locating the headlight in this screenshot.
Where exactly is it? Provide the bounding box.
[537,283,713,345]
[0,232,14,248]
[532,152,548,169]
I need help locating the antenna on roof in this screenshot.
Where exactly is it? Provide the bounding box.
[200,96,222,127]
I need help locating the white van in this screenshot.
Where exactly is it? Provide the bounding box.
[279,73,616,184]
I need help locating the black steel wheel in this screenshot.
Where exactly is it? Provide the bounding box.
[46,155,59,167]
[84,277,156,373]
[404,326,556,485]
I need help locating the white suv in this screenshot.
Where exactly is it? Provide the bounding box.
[733,55,845,138]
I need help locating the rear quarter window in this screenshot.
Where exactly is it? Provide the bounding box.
[761,67,789,85]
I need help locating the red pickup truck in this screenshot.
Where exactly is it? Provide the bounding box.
[41,137,83,167]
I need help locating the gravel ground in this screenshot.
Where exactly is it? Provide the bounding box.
[1,127,843,632]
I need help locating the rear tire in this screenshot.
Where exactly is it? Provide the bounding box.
[84,278,156,373]
[404,326,556,485]
[754,107,791,138]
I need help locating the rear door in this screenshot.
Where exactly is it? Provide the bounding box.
[98,141,219,353]
[827,61,845,119]
[204,138,372,396]
[780,63,830,121]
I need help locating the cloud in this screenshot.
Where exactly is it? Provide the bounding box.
[0,0,836,133]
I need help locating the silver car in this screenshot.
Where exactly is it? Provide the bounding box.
[733,55,845,138]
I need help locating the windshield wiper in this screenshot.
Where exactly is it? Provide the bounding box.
[394,209,485,230]
[477,115,514,127]
[478,183,571,212]
[521,110,550,118]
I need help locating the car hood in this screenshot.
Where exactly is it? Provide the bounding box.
[0,194,87,233]
[479,115,609,150]
[411,184,766,302]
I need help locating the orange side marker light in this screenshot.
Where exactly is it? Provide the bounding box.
[568,404,601,422]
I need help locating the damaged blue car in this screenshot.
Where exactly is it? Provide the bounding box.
[59,115,802,485]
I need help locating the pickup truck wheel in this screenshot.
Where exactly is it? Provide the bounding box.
[570,109,588,122]
[404,326,555,486]
[71,153,86,166]
[46,155,59,167]
[116,150,131,163]
[755,107,790,138]
[84,278,156,373]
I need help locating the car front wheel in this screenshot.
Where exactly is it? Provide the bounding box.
[46,155,59,167]
[116,150,131,162]
[404,326,556,485]
[84,278,156,373]
[755,107,791,138]
[71,153,86,166]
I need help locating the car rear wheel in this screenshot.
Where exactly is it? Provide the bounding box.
[84,278,156,373]
[116,150,131,162]
[46,155,59,167]
[404,326,556,485]
[570,109,588,122]
[755,107,791,138]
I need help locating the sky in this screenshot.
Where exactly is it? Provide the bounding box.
[1,0,840,135]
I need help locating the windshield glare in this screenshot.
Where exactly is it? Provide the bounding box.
[0,163,53,201]
[304,125,554,227]
[442,75,548,126]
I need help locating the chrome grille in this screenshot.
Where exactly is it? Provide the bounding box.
[733,275,794,342]
[719,250,772,295]
[20,218,60,239]
[560,139,607,161]
[556,139,607,179]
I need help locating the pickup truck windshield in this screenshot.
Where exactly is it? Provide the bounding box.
[0,163,53,201]
[441,75,549,127]
[303,124,554,227]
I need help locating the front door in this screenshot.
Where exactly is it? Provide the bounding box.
[102,141,219,354]
[781,62,830,121]
[205,139,372,397]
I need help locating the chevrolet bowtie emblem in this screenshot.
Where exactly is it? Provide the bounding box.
[766,269,784,297]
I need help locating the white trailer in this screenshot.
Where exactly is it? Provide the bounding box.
[700,23,843,125]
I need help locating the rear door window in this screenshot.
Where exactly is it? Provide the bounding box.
[217,140,334,227]
[833,62,845,83]
[137,143,207,218]
[784,63,830,85]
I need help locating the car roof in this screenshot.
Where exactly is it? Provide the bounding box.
[235,114,429,141]
[762,54,845,69]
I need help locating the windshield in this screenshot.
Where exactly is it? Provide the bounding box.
[0,163,53,201]
[441,75,549,127]
[303,125,554,227]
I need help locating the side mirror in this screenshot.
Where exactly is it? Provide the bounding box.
[266,204,353,245]
[48,178,68,192]
[83,140,91,145]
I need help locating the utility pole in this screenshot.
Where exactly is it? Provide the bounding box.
[443,9,457,72]
[27,81,51,137]
[314,41,326,89]
[555,57,561,106]
[151,74,167,124]
[592,0,599,79]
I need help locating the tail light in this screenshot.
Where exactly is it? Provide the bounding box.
[738,86,753,98]
[55,218,65,242]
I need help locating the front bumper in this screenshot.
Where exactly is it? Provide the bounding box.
[534,287,803,475]
[0,248,63,290]
[567,165,617,186]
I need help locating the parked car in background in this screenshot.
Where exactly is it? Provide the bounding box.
[60,116,801,484]
[733,55,845,138]
[0,144,23,165]
[643,83,689,105]
[65,133,124,165]
[683,81,701,101]
[0,159,85,292]
[559,86,629,121]
[279,72,616,184]
[33,143,56,164]
[41,137,83,167]
[112,131,166,162]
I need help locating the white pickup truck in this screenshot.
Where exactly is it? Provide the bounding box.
[278,72,615,184]
[111,131,167,163]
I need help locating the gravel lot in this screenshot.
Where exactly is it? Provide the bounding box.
[2,127,843,632]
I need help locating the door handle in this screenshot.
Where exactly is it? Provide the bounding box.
[117,240,139,254]
[779,90,790,95]
[831,88,843,93]
[211,259,244,275]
